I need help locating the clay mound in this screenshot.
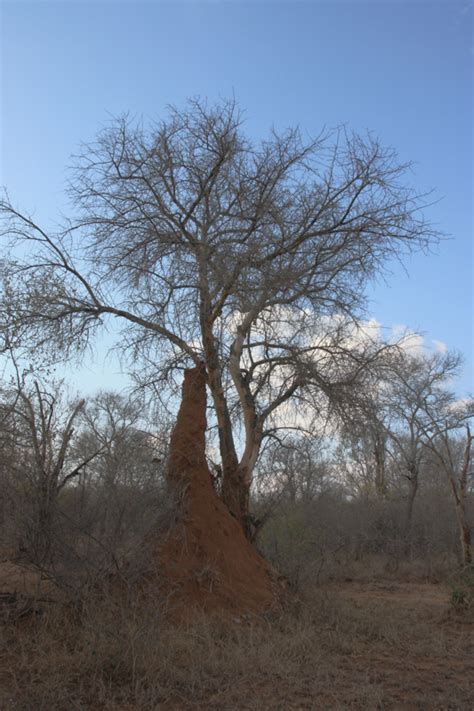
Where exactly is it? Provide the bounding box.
[152,364,281,617]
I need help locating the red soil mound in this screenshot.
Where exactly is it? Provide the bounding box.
[154,364,281,617]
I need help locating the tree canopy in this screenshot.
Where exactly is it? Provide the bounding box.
[0,98,439,532]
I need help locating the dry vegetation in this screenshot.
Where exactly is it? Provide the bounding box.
[0,368,472,709]
[1,556,473,711]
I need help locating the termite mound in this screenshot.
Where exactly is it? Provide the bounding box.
[153,363,282,618]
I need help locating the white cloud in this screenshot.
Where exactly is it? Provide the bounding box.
[448,398,474,415]
[390,327,451,358]
[433,339,448,354]
[391,325,425,355]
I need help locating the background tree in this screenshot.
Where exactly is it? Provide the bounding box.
[386,352,458,540]
[427,424,473,567]
[73,391,166,544]
[384,349,473,564]
[0,98,438,534]
[0,375,100,564]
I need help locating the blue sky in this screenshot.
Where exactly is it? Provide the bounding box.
[1,0,472,393]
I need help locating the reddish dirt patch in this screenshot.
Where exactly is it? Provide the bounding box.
[151,364,282,617]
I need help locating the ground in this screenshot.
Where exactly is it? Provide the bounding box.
[1,559,473,710]
[299,580,473,711]
[164,579,472,711]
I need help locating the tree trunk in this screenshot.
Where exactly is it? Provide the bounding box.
[460,521,472,567]
[34,490,56,565]
[204,359,245,526]
[373,431,386,498]
[454,503,472,567]
[221,466,250,533]
[199,315,246,527]
[200,303,263,535]
[457,426,473,567]
[404,471,418,556]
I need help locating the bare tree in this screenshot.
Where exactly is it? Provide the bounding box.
[422,415,473,567]
[0,375,101,563]
[262,435,332,504]
[387,353,458,540]
[440,425,473,566]
[384,350,473,564]
[0,98,438,534]
[336,385,391,501]
[73,391,166,541]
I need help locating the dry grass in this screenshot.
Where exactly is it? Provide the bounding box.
[1,571,473,710]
